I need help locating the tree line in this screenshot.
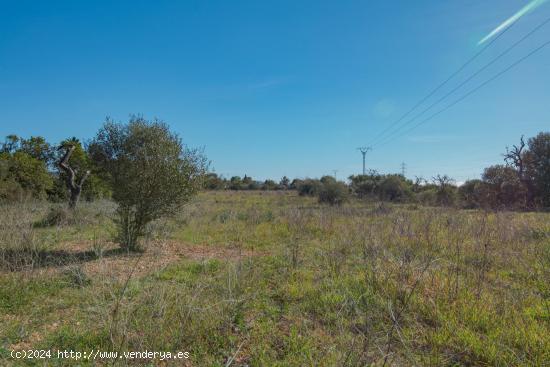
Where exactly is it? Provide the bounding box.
[0,135,111,202]
[1,127,549,211]
[203,174,293,191]
[203,131,550,210]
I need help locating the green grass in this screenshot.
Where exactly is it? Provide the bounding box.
[1,191,549,366]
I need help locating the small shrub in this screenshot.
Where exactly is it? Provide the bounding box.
[417,189,437,206]
[38,206,70,227]
[0,178,31,202]
[378,175,411,202]
[318,181,349,206]
[297,179,322,197]
[62,266,90,287]
[90,117,207,251]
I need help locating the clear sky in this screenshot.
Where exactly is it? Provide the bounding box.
[1,0,549,183]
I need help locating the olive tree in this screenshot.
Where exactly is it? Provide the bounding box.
[501,132,550,209]
[57,141,90,209]
[526,132,550,207]
[90,117,207,251]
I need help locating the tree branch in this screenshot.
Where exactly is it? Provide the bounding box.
[504,135,525,178]
[79,170,91,188]
[58,145,77,190]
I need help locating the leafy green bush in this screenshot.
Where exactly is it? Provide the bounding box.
[350,173,413,202]
[297,179,322,197]
[459,179,485,209]
[378,175,411,202]
[204,173,225,190]
[90,117,207,251]
[0,151,53,199]
[262,179,278,190]
[0,177,30,202]
[318,181,349,205]
[417,188,437,206]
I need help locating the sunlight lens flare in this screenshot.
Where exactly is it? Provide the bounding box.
[478,0,548,45]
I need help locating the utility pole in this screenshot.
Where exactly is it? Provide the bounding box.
[401,162,406,177]
[357,147,371,175]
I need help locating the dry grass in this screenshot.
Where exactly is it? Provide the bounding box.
[1,191,549,366]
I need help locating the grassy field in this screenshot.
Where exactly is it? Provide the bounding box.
[1,191,549,366]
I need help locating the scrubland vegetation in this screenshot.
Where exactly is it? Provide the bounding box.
[204,132,550,213]
[1,121,549,366]
[1,191,549,366]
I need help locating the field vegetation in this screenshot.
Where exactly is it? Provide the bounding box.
[1,191,549,366]
[1,121,549,365]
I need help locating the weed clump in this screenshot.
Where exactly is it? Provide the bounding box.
[38,206,70,227]
[62,265,90,287]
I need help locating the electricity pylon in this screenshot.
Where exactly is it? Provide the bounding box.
[357,147,371,175]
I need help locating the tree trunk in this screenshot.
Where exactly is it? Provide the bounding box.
[58,145,90,210]
[68,186,83,209]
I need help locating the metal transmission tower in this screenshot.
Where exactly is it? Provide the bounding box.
[357,147,371,175]
[332,170,338,180]
[401,162,406,177]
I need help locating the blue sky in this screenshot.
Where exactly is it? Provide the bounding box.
[1,0,549,183]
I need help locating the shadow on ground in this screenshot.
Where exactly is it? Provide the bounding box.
[0,247,136,272]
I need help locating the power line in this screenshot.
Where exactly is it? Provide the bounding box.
[376,38,550,147]
[366,16,519,148]
[372,16,550,148]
